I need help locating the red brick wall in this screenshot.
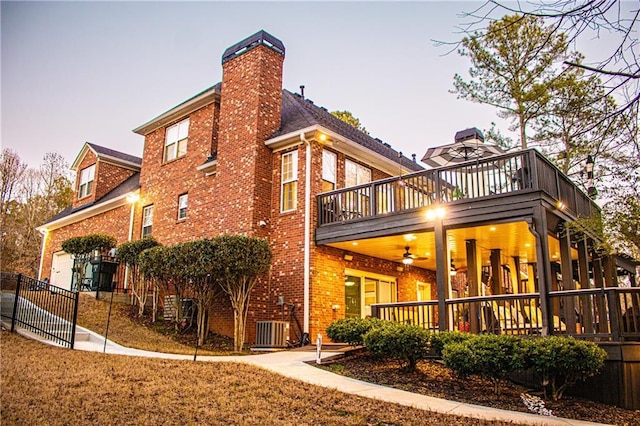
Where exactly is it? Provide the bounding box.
[94,162,136,201]
[136,103,218,245]
[72,151,137,209]
[72,151,98,208]
[214,44,284,237]
[40,205,130,280]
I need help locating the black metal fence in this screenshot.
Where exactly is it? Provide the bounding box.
[1,273,79,348]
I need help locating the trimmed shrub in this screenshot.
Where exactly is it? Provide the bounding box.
[363,322,431,372]
[443,334,524,394]
[326,317,385,346]
[522,336,607,401]
[430,330,474,357]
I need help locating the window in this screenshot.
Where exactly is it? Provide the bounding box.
[78,165,95,198]
[322,150,337,192]
[142,205,154,238]
[177,193,188,220]
[164,118,189,162]
[345,270,397,318]
[345,159,371,187]
[281,151,298,212]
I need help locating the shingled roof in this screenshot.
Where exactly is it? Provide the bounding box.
[273,90,423,172]
[41,173,140,226]
[87,142,142,166]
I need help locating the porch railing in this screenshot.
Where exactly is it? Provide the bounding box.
[318,149,599,225]
[1,273,79,348]
[371,287,640,342]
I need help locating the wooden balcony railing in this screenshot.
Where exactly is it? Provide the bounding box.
[318,149,599,225]
[371,287,640,342]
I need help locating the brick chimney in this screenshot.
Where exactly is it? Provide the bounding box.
[214,30,285,235]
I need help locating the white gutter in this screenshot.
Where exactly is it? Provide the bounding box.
[299,132,312,334]
[37,229,47,280]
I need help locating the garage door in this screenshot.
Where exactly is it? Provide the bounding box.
[50,252,73,290]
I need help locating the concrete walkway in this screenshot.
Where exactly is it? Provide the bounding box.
[4,322,606,426]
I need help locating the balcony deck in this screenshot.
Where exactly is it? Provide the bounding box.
[316,149,599,243]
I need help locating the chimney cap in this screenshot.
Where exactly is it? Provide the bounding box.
[222,30,285,64]
[454,127,485,143]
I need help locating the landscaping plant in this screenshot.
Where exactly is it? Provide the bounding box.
[363,322,431,372]
[326,317,386,346]
[522,336,607,401]
[116,237,160,316]
[429,330,473,357]
[442,334,524,394]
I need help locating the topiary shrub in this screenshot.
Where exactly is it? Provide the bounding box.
[430,330,474,357]
[522,336,607,401]
[363,322,431,372]
[326,317,386,346]
[443,334,525,394]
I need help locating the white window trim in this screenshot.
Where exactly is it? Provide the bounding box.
[322,150,337,190]
[177,193,188,220]
[142,205,154,238]
[78,164,95,198]
[164,118,189,162]
[345,159,371,187]
[345,268,397,318]
[281,151,298,212]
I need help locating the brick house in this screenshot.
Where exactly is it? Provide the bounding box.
[37,30,434,341]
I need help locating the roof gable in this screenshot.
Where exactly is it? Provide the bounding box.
[274,90,422,172]
[71,142,142,171]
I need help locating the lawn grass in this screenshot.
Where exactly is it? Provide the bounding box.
[75,293,231,356]
[0,332,503,425]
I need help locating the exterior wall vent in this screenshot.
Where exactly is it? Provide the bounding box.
[255,320,290,348]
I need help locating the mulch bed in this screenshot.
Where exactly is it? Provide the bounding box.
[318,352,640,426]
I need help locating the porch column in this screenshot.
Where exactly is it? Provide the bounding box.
[577,237,594,333]
[559,225,576,333]
[592,251,610,334]
[603,255,618,287]
[435,218,448,332]
[466,239,481,333]
[532,207,553,335]
[490,249,502,295]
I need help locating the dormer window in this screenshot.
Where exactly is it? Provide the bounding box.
[78,165,95,198]
[164,118,189,162]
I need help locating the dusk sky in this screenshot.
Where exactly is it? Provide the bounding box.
[1,1,619,168]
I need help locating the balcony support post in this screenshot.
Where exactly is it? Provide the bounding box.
[531,206,553,335]
[465,239,481,333]
[560,225,577,333]
[435,218,448,332]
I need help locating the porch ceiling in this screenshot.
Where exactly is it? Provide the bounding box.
[327,221,575,271]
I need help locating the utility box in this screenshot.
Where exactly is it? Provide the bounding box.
[255,321,290,348]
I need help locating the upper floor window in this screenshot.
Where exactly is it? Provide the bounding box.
[142,205,154,238]
[164,118,189,162]
[78,165,95,198]
[322,150,337,192]
[281,151,298,212]
[177,193,188,220]
[345,159,371,187]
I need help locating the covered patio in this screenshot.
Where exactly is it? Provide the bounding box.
[316,148,640,342]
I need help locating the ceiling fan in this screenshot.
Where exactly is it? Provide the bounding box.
[397,246,428,265]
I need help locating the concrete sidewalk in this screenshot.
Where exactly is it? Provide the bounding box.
[4,319,605,426]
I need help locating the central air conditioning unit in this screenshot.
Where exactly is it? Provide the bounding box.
[255,320,290,348]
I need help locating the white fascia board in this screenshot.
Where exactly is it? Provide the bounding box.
[133,90,219,136]
[265,125,410,176]
[36,190,138,233]
[71,143,95,171]
[99,156,141,171]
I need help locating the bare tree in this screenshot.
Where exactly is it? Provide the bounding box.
[0,149,26,227]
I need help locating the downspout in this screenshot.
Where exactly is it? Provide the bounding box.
[300,132,311,334]
[37,229,48,280]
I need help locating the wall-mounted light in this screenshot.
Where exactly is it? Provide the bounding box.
[331,304,340,311]
[425,206,446,221]
[126,192,140,204]
[555,201,567,211]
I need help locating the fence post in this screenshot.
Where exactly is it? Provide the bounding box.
[371,304,378,319]
[70,290,80,349]
[10,274,22,332]
[607,288,621,342]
